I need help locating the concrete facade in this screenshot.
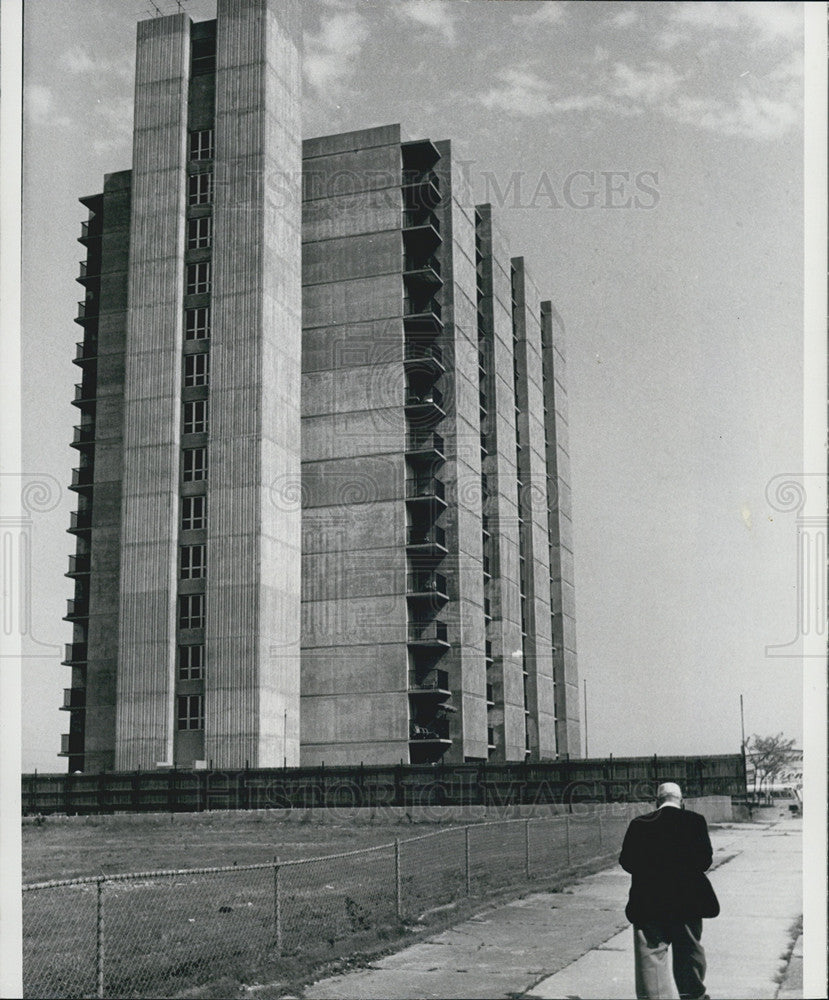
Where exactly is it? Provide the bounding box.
[62,2,580,772]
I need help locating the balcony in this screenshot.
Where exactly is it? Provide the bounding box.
[72,382,96,408]
[405,386,444,422]
[406,524,447,556]
[403,256,442,292]
[59,733,85,756]
[402,137,440,171]
[402,172,441,211]
[403,341,444,376]
[407,619,450,648]
[78,219,101,245]
[69,510,92,534]
[406,571,448,604]
[71,423,95,449]
[402,210,442,255]
[69,466,94,492]
[405,476,446,508]
[75,300,96,326]
[62,643,88,665]
[74,340,98,364]
[77,260,100,285]
[409,667,451,699]
[405,430,445,464]
[482,555,492,580]
[403,298,443,336]
[64,598,89,621]
[409,718,451,743]
[61,688,86,711]
[66,554,91,577]
[483,598,492,623]
[485,640,494,665]
[488,727,497,751]
[486,684,495,707]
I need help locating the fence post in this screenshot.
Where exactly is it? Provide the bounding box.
[273,858,282,956]
[524,818,531,879]
[598,810,604,852]
[464,826,471,895]
[395,838,402,920]
[96,879,105,998]
[565,813,571,865]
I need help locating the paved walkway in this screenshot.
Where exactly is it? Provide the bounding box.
[301,818,801,1000]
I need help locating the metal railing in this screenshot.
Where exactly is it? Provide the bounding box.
[22,809,645,999]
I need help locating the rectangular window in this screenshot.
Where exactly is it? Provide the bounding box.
[183,399,208,435]
[183,352,209,388]
[178,593,205,630]
[191,36,216,76]
[185,307,210,340]
[177,694,204,730]
[178,644,205,681]
[188,172,213,206]
[181,495,206,531]
[180,543,206,580]
[189,128,214,161]
[187,216,212,250]
[186,261,211,295]
[182,447,207,482]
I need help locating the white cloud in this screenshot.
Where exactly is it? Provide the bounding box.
[512,2,567,28]
[667,91,800,140]
[610,62,681,105]
[25,84,72,128]
[61,47,96,75]
[303,10,369,94]
[608,8,638,30]
[669,1,801,46]
[479,68,556,117]
[395,0,457,45]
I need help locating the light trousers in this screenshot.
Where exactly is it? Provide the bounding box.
[633,918,707,999]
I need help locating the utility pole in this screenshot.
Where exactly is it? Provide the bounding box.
[740,693,746,750]
[583,678,589,758]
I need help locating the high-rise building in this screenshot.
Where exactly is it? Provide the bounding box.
[61,0,580,773]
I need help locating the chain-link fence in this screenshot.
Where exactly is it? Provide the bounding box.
[23,805,647,999]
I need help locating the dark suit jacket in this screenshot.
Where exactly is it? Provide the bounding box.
[619,806,720,924]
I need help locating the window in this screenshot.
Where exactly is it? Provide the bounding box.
[182,447,207,482]
[186,261,211,295]
[185,307,210,340]
[183,400,208,435]
[177,694,204,730]
[181,495,206,531]
[188,173,213,206]
[191,36,216,76]
[183,352,209,387]
[187,216,212,250]
[189,128,214,161]
[180,543,206,579]
[178,593,205,630]
[179,644,205,680]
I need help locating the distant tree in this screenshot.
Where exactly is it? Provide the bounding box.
[745,733,797,800]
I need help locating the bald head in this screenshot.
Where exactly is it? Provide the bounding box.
[656,782,683,805]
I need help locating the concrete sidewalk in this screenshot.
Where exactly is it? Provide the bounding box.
[300,818,801,1000]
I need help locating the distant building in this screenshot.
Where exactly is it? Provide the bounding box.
[62,0,580,773]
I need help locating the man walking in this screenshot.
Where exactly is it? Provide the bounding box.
[619,782,719,999]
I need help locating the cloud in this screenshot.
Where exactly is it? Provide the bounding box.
[25,84,72,128]
[303,10,369,94]
[61,47,96,75]
[610,62,682,105]
[608,8,638,30]
[669,1,802,46]
[479,68,557,117]
[512,2,567,28]
[667,91,800,140]
[395,0,457,44]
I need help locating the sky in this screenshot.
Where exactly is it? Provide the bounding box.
[18,0,807,772]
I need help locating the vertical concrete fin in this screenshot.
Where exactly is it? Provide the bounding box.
[116,13,190,771]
